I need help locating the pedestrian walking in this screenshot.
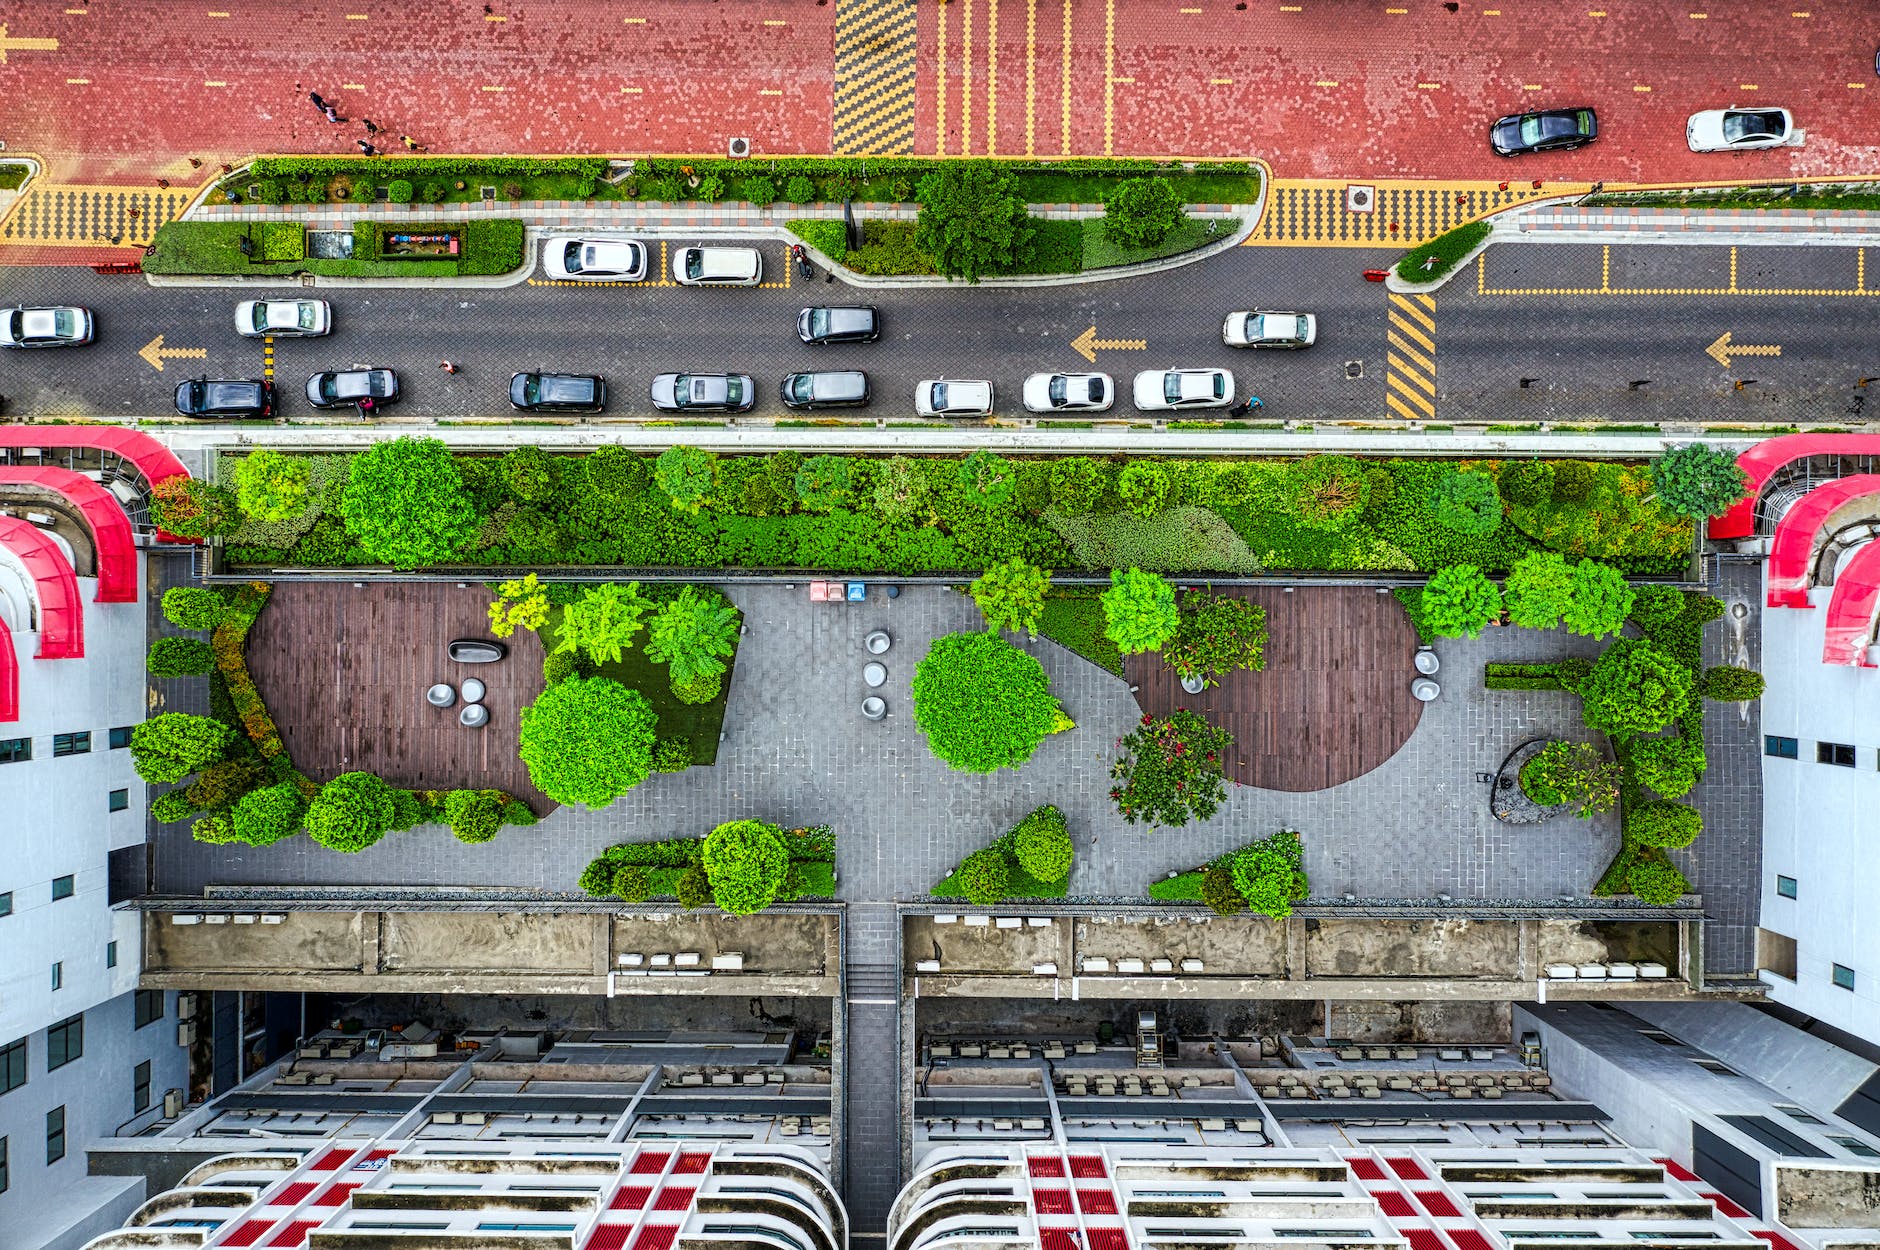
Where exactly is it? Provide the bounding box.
[361,118,379,136]
[308,90,327,111]
[358,396,376,416]
[356,140,378,156]
[399,134,426,152]
[439,360,458,374]
[323,105,346,124]
[1227,398,1254,417]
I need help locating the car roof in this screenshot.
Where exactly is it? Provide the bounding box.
[539,374,598,401]
[692,247,759,276]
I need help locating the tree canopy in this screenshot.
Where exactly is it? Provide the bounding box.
[912,631,1059,773]
[338,436,480,568]
[518,677,659,809]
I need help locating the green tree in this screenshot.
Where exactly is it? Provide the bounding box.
[232,449,311,522]
[1580,639,1694,737]
[501,445,557,502]
[162,586,228,632]
[129,713,235,784]
[1703,666,1766,701]
[1628,734,1704,798]
[969,557,1052,637]
[956,448,1017,507]
[956,846,1014,905]
[1626,800,1703,849]
[1420,564,1504,638]
[873,457,933,522]
[1431,468,1503,535]
[192,813,237,844]
[914,163,1036,282]
[151,790,200,823]
[1500,460,1555,507]
[304,772,398,853]
[1101,176,1185,249]
[654,445,717,513]
[230,781,306,846]
[1229,830,1307,920]
[1163,592,1267,688]
[1503,550,1574,630]
[584,445,644,497]
[444,789,505,844]
[912,631,1060,773]
[793,455,854,512]
[1629,584,1690,634]
[555,581,651,665]
[1011,805,1073,882]
[676,865,714,910]
[1110,709,1232,829]
[339,436,479,568]
[1628,858,1690,905]
[702,819,790,914]
[1518,741,1623,818]
[1117,462,1172,517]
[1290,456,1371,531]
[488,573,550,638]
[147,635,214,678]
[1650,442,1751,520]
[518,677,659,809]
[644,587,740,688]
[1101,568,1179,655]
[654,738,695,772]
[1562,560,1635,639]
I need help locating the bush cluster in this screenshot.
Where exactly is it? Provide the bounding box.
[931,805,1075,904]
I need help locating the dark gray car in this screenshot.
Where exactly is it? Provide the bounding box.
[174,377,274,419]
[510,372,607,413]
[780,370,870,410]
[305,368,399,409]
[797,306,880,345]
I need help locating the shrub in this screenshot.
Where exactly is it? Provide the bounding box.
[873,457,933,522]
[305,772,397,853]
[643,176,682,201]
[148,635,215,677]
[1163,591,1266,687]
[1432,468,1503,535]
[1102,176,1185,249]
[915,163,1035,281]
[186,757,268,812]
[255,179,285,204]
[1011,805,1073,882]
[1562,560,1635,640]
[1629,858,1690,905]
[1420,564,1504,638]
[584,445,643,497]
[1629,584,1688,634]
[152,477,240,539]
[444,789,505,844]
[502,445,557,502]
[339,437,479,568]
[1200,867,1247,916]
[1049,458,1106,513]
[1629,733,1705,798]
[1229,829,1307,919]
[555,581,651,665]
[233,449,311,521]
[957,449,1017,507]
[230,781,306,846]
[1500,460,1554,507]
[782,175,817,204]
[192,813,238,844]
[612,865,653,902]
[645,587,740,689]
[1518,741,1622,817]
[386,179,413,203]
[1554,656,1594,693]
[1117,462,1172,517]
[794,454,853,511]
[743,176,778,207]
[1111,709,1233,829]
[1290,455,1371,530]
[421,180,447,203]
[654,738,694,773]
[151,790,200,823]
[912,631,1059,773]
[518,677,658,809]
[673,671,724,705]
[162,586,229,631]
[969,557,1051,637]
[1503,550,1573,630]
[702,819,790,914]
[1552,460,1596,503]
[578,857,617,897]
[696,175,725,203]
[1581,639,1694,737]
[542,649,585,686]
[487,573,550,638]
[1703,666,1765,701]
[654,446,717,513]
[956,846,1014,905]
[1651,443,1751,520]
[1627,800,1702,849]
[130,713,235,784]
[1101,568,1179,654]
[676,865,714,909]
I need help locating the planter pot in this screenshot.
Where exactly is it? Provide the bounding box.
[1411,677,1440,702]
[862,696,887,721]
[426,683,456,708]
[1179,672,1206,695]
[863,661,888,689]
[461,677,487,705]
[459,704,490,729]
[865,630,891,655]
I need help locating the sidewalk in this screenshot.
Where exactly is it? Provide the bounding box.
[1507,203,1880,246]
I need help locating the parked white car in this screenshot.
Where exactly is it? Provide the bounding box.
[0,306,93,348]
[915,379,994,417]
[543,236,649,281]
[1686,108,1797,152]
[1223,310,1315,349]
[234,298,331,338]
[673,245,763,286]
[1022,372,1113,413]
[1132,368,1233,411]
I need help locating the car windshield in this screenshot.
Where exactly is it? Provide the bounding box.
[1723,111,1780,141]
[250,305,271,331]
[518,376,540,404]
[1164,374,1183,403]
[931,383,949,410]
[685,251,705,279]
[725,377,744,404]
[1049,376,1068,404]
[1518,116,1546,145]
[52,310,77,336]
[295,304,317,329]
[1212,374,1226,398]
[790,376,812,401]
[1083,378,1103,403]
[563,243,585,272]
[809,309,830,338]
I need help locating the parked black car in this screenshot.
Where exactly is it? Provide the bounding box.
[173,377,275,419]
[780,370,871,410]
[797,306,880,345]
[510,371,607,413]
[1489,107,1597,156]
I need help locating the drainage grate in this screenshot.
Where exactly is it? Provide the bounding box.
[1345,360,1365,379]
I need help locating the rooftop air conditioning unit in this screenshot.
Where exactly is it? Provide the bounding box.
[163,1089,183,1118]
[177,993,198,1020]
[177,1021,197,1047]
[727,137,751,158]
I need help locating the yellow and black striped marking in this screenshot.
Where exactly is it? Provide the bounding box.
[833,0,918,155]
[0,183,192,248]
[1386,292,1437,422]
[1247,179,1575,248]
[262,336,275,381]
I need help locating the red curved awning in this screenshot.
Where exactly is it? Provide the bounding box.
[1710,434,1880,541]
[1766,475,1880,608]
[1824,542,1880,666]
[0,468,136,603]
[0,425,199,545]
[0,612,16,722]
[0,516,83,658]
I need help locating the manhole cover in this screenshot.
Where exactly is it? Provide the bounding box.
[1345,360,1364,379]
[1345,184,1376,213]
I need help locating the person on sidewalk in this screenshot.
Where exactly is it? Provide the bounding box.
[308,90,328,112]
[361,119,380,136]
[356,139,377,156]
[323,105,346,124]
[1227,397,1261,417]
[399,134,426,152]
[439,360,458,374]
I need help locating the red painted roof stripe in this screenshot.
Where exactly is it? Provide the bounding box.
[630,1151,671,1174]
[271,1181,317,1206]
[673,1151,711,1174]
[1027,1156,1067,1178]
[1386,1157,1428,1180]
[0,425,197,544]
[1374,1191,1417,1217]
[0,468,136,602]
[1823,541,1880,665]
[631,1225,679,1250]
[1711,434,1880,541]
[1087,1228,1129,1250]
[265,1219,321,1247]
[1766,475,1880,607]
[612,1186,652,1210]
[311,1181,359,1207]
[1753,1231,1802,1250]
[1348,1157,1389,1180]
[1070,1156,1108,1178]
[653,1187,695,1211]
[1406,1229,1449,1250]
[220,1220,273,1247]
[1704,1193,1753,1220]
[308,1148,351,1171]
[0,516,84,659]
[1041,1231,1080,1250]
[1032,1189,1074,1215]
[1657,1158,1700,1181]
[1448,1229,1496,1250]
[586,1227,633,1250]
[0,615,15,722]
[1417,1191,1462,1218]
[1077,1188,1119,1214]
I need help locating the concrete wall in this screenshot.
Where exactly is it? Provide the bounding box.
[1630,1001,1878,1115]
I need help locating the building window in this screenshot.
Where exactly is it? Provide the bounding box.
[1637,1029,1685,1047]
[0,1040,23,1095]
[51,732,91,758]
[0,737,28,764]
[0,892,10,918]
[1830,1135,1880,1159]
[133,990,164,1030]
[45,1106,64,1165]
[108,726,132,750]
[133,1060,151,1114]
[1764,735,1800,758]
[1776,1104,1827,1126]
[1777,875,1799,899]
[51,875,73,901]
[105,941,117,969]
[108,789,129,813]
[1818,741,1858,767]
[46,1014,82,1070]
[50,963,61,992]
[1834,964,1858,991]
[0,1134,6,1194]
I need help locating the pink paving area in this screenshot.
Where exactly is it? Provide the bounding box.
[0,1,835,185]
[1766,475,1880,607]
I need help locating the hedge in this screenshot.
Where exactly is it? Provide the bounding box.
[143,219,525,278]
[1395,219,1492,283]
[1483,661,1565,691]
[251,155,609,180]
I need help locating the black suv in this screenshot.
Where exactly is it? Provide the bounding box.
[797,305,880,345]
[174,377,274,419]
[510,372,607,414]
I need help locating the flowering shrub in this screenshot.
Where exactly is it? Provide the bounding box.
[1162,591,1267,687]
[1109,709,1232,829]
[1518,740,1622,818]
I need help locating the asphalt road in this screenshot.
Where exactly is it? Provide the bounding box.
[3,237,1878,427]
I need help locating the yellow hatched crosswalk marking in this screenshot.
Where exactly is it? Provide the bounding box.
[833,0,917,155]
[0,182,193,249]
[1384,293,1437,420]
[1246,178,1583,248]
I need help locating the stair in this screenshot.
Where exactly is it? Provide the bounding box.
[847,963,898,1004]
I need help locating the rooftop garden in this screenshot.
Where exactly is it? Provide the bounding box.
[143,218,525,277]
[577,821,836,912]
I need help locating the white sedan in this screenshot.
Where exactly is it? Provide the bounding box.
[543,235,649,281]
[1686,108,1797,152]
[234,298,331,338]
[0,305,93,348]
[914,379,994,417]
[1223,310,1316,349]
[1023,372,1113,413]
[1132,367,1233,411]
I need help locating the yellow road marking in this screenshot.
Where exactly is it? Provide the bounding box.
[961,0,973,154]
[345,14,368,20]
[986,0,997,156]
[1389,295,1436,335]
[1388,338,1434,374]
[1482,7,1501,13]
[1026,0,1036,157]
[1589,9,1607,15]
[1061,0,1072,155]
[204,80,228,87]
[1111,76,1134,83]
[1522,83,1543,90]
[486,13,506,20]
[1315,79,1339,87]
[1104,0,1115,155]
[1281,4,1304,10]
[1385,6,1406,11]
[936,0,948,154]
[624,15,646,22]
[1210,78,1233,85]
[342,83,365,90]
[481,85,504,92]
[1851,83,1868,89]
[1475,249,1880,299]
[1387,375,1436,418]
[1633,84,1652,92]
[621,86,643,94]
[66,77,89,84]
[62,7,85,13]
[207,10,230,16]
[1417,82,1441,90]
[1387,313,1435,355]
[0,24,61,61]
[1689,10,1707,16]
[1792,10,1811,17]
[1740,83,1759,91]
[763,18,787,25]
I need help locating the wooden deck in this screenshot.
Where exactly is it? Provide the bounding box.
[1124,586,1423,793]
[246,582,550,807]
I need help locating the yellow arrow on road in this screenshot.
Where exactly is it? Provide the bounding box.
[0,24,60,65]
[1070,325,1147,364]
[1705,331,1781,369]
[138,334,207,372]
